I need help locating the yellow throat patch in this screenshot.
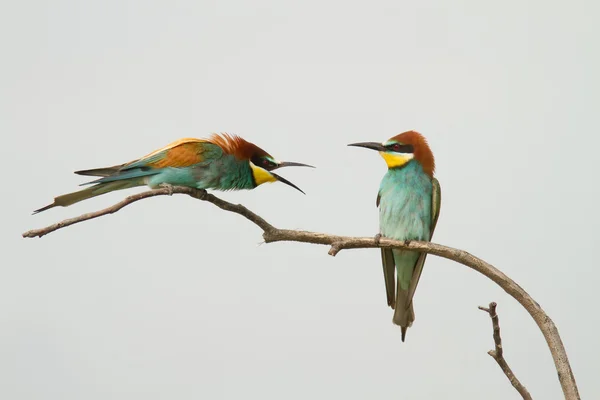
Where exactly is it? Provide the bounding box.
[379,151,414,169]
[250,162,277,185]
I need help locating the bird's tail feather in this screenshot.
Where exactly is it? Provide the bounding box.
[74,164,126,177]
[79,168,157,186]
[381,248,396,309]
[33,179,145,214]
[393,280,415,342]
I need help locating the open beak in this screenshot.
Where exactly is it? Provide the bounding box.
[272,161,315,170]
[347,142,386,151]
[271,172,306,194]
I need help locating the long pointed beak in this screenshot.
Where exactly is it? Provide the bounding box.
[347,142,386,151]
[271,172,306,194]
[273,161,315,170]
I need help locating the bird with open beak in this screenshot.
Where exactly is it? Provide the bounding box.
[34,133,314,213]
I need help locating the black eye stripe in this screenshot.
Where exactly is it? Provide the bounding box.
[251,155,277,170]
[387,144,414,153]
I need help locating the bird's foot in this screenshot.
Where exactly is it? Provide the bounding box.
[403,239,412,246]
[374,233,382,245]
[159,183,174,196]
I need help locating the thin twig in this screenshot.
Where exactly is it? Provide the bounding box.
[22,186,580,400]
[479,302,533,400]
[22,187,275,238]
[23,188,177,238]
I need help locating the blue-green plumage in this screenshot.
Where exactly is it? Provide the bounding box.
[378,160,440,341]
[33,134,312,214]
[86,153,257,191]
[379,161,433,290]
[348,130,441,341]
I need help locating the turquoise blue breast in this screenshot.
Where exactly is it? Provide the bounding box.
[378,160,433,241]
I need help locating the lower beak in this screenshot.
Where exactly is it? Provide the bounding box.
[274,161,315,169]
[271,172,306,194]
[347,142,386,151]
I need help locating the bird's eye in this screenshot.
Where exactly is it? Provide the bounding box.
[392,143,402,152]
[262,159,271,166]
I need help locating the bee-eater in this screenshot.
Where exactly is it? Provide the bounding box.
[34,133,314,214]
[348,131,441,341]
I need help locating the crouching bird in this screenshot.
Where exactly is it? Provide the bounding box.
[348,131,441,341]
[34,133,314,214]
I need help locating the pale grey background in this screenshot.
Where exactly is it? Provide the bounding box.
[2,0,599,399]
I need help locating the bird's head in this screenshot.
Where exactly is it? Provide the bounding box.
[209,133,314,193]
[347,130,435,177]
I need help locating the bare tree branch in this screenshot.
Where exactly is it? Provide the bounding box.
[22,187,275,238]
[22,187,580,400]
[479,302,533,400]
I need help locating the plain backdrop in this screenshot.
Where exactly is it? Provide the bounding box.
[2,1,599,399]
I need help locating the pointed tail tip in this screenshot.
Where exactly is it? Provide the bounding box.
[32,203,56,215]
[401,327,407,342]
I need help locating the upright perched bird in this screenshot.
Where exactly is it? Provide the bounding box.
[348,131,441,341]
[34,133,313,214]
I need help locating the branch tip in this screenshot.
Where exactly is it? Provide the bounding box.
[328,242,342,256]
[480,302,533,400]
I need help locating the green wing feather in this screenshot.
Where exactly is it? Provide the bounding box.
[78,141,224,186]
[377,192,397,308]
[34,140,225,214]
[405,177,441,308]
